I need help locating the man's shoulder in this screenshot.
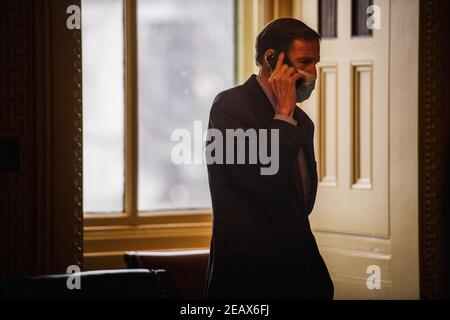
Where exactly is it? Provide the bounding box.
[210,84,248,116]
[213,84,247,105]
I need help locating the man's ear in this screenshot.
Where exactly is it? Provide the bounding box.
[264,49,275,67]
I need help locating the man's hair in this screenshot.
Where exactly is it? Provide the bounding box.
[255,18,320,67]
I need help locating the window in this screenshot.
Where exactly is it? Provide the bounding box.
[352,0,373,37]
[318,0,374,39]
[82,0,125,214]
[137,0,235,212]
[319,0,337,39]
[82,0,235,218]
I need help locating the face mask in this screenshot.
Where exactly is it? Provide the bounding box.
[295,69,316,103]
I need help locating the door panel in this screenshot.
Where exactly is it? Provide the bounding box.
[294,0,420,299]
[300,0,390,236]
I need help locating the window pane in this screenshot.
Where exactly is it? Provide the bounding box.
[82,0,125,213]
[319,0,337,38]
[137,0,235,212]
[352,0,373,37]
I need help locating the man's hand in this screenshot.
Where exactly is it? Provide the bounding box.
[268,52,303,117]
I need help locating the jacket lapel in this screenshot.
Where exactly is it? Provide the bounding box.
[243,74,318,213]
[293,107,318,214]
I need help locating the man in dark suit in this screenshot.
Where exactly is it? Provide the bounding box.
[204,18,334,300]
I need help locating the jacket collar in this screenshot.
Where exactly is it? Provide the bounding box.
[242,74,276,121]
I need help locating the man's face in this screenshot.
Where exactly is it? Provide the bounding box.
[287,39,320,77]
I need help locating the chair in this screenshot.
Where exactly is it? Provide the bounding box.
[124,250,209,300]
[0,268,168,300]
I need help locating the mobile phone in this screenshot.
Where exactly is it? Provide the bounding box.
[266,50,304,88]
[266,50,294,71]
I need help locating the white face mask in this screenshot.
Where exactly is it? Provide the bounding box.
[295,69,316,103]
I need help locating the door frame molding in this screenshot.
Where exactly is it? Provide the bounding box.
[34,0,83,274]
[418,0,450,300]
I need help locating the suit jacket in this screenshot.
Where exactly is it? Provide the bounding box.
[204,74,333,300]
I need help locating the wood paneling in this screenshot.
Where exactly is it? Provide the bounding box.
[318,64,338,187]
[0,0,83,277]
[0,0,40,278]
[351,63,372,190]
